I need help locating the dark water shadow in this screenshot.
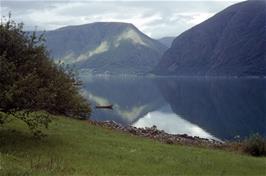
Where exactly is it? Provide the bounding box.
[154,77,266,140]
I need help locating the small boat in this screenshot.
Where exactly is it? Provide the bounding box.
[95,104,113,110]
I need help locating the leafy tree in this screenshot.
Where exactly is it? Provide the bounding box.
[0,15,91,135]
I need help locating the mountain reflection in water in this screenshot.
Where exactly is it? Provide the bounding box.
[81,77,266,140]
[133,105,219,140]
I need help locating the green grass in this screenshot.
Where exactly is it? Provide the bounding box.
[0,116,266,176]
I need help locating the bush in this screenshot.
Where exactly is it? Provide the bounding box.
[243,134,266,156]
[0,14,91,134]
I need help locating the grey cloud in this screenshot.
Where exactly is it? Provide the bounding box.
[2,1,58,12]
[0,1,243,38]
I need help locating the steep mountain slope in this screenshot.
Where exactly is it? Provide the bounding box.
[158,37,175,48]
[154,1,266,76]
[44,22,167,75]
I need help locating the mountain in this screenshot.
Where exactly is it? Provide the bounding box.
[157,37,175,48]
[153,1,266,76]
[43,22,167,75]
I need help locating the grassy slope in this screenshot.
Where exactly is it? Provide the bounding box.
[0,116,265,176]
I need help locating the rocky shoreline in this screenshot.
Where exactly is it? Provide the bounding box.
[87,120,224,148]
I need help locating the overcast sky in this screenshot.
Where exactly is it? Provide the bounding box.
[0,0,244,38]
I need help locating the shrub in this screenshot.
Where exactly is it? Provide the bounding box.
[0,14,91,134]
[243,134,266,156]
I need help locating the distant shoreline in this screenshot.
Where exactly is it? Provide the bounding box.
[79,74,266,79]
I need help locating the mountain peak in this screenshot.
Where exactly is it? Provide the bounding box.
[44,21,167,75]
[55,22,136,32]
[154,0,266,76]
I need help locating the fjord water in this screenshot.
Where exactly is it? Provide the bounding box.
[81,77,266,141]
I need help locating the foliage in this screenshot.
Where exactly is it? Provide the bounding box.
[0,15,91,133]
[243,134,266,156]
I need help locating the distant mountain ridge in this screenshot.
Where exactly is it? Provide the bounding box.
[43,22,167,75]
[154,1,266,76]
[157,37,175,48]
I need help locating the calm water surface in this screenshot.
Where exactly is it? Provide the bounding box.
[81,77,266,141]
